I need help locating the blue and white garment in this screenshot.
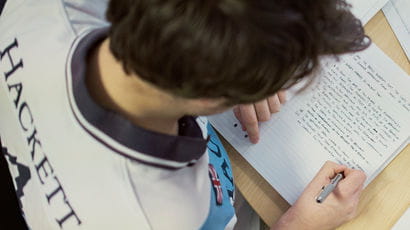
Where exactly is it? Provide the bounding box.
[0,0,236,229]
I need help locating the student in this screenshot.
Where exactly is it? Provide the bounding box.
[0,0,368,229]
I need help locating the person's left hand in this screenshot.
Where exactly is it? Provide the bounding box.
[233,91,286,144]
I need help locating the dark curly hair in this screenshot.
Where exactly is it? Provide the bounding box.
[106,0,370,105]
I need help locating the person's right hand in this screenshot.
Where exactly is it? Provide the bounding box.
[272,161,367,230]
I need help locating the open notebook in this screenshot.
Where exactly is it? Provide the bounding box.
[208,43,410,204]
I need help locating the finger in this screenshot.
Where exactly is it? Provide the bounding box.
[278,91,287,104]
[233,106,240,120]
[267,95,281,113]
[239,104,259,143]
[254,100,271,122]
[303,161,346,196]
[337,169,366,196]
[233,106,246,131]
[319,161,347,181]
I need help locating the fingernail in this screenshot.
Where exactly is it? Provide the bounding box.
[251,137,259,144]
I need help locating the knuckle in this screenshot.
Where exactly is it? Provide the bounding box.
[352,170,367,183]
[358,171,367,181]
[346,210,357,221]
[324,160,332,165]
[338,186,351,197]
[346,203,358,220]
[347,201,356,211]
[324,160,337,167]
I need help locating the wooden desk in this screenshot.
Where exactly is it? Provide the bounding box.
[223,11,410,229]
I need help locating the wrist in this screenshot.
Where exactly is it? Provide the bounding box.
[271,207,318,230]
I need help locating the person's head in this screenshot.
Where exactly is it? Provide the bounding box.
[106,0,370,107]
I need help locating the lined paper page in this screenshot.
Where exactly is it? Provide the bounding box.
[383,0,410,60]
[208,44,410,204]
